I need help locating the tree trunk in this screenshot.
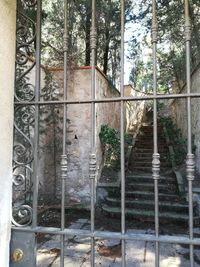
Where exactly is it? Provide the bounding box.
[103,30,110,75]
[85,10,91,66]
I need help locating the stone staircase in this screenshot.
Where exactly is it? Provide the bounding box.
[101,124,199,224]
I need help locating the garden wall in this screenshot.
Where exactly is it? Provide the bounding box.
[124,85,147,134]
[170,65,200,174]
[39,67,120,206]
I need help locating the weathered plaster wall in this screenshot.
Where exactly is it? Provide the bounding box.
[95,70,121,184]
[41,67,120,206]
[171,66,200,174]
[0,0,16,266]
[124,85,146,134]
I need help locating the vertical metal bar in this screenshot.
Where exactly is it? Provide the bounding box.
[32,0,41,228]
[32,0,41,264]
[60,0,68,266]
[184,1,195,266]
[120,0,126,266]
[151,1,160,267]
[90,0,97,266]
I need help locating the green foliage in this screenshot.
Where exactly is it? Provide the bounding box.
[128,0,200,93]
[99,124,132,168]
[157,102,165,111]
[160,117,196,165]
[99,125,120,166]
[41,0,133,87]
[124,132,133,146]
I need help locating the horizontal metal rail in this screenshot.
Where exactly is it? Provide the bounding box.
[12,226,200,245]
[13,92,200,106]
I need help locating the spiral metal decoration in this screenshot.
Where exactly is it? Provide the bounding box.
[15,10,36,102]
[12,0,37,226]
[12,205,33,227]
[24,0,37,7]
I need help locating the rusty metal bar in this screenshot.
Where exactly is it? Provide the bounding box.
[184,1,195,266]
[151,1,160,266]
[120,0,126,266]
[90,0,97,266]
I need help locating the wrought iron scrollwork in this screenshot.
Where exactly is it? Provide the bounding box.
[24,0,37,8]
[12,205,33,227]
[12,0,37,226]
[12,165,33,227]
[15,10,36,102]
[13,106,34,166]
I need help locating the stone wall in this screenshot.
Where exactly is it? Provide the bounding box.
[0,0,16,266]
[171,66,200,174]
[124,85,146,134]
[40,67,120,206]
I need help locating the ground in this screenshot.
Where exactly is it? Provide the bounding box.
[37,209,200,267]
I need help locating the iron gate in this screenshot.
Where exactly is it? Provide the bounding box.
[11,0,200,266]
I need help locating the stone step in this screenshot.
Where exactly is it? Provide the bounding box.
[140,131,163,135]
[125,183,177,194]
[140,126,163,130]
[135,141,168,146]
[133,153,168,160]
[105,197,190,213]
[138,129,163,132]
[125,174,176,184]
[134,148,168,153]
[131,161,171,167]
[135,138,166,144]
[102,205,200,224]
[137,138,165,143]
[131,157,153,162]
[134,149,168,153]
[140,126,162,130]
[129,166,170,173]
[99,121,200,225]
[135,144,167,149]
[107,188,181,201]
[125,191,181,201]
[132,157,169,163]
[133,152,155,156]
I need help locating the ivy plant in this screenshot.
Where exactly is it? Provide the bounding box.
[99,124,132,168]
[160,117,196,165]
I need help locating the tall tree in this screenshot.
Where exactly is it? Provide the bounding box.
[41,0,133,86]
[128,0,200,92]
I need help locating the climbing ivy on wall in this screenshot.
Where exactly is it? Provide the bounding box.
[160,117,196,165]
[99,124,132,168]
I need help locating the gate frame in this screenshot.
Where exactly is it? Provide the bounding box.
[10,0,200,267]
[0,1,16,267]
